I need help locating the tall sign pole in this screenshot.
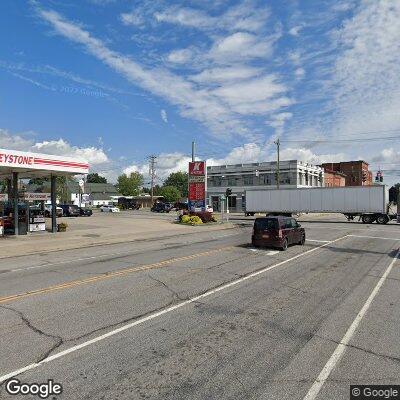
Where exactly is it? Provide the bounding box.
[191,141,195,162]
[274,138,280,189]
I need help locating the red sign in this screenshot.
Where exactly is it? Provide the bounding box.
[189,161,205,175]
[189,182,205,200]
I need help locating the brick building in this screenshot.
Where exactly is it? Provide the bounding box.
[321,161,372,186]
[323,168,346,187]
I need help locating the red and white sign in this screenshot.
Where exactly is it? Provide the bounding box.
[189,161,206,176]
[189,182,205,200]
[0,148,89,175]
[188,161,206,207]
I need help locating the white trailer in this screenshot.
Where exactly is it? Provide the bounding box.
[245,185,396,224]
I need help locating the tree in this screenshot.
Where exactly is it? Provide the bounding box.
[163,171,188,197]
[389,183,400,204]
[116,172,143,196]
[87,173,107,184]
[159,185,181,203]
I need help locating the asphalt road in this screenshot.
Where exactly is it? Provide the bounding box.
[1,219,400,399]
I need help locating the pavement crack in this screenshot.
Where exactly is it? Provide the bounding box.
[0,305,64,362]
[64,299,176,344]
[146,272,188,302]
[314,333,400,364]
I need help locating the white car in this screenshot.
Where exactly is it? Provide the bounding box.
[100,205,120,213]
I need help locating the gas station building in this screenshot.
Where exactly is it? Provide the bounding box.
[0,148,89,235]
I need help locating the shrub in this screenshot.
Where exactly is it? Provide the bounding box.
[181,215,191,223]
[211,215,218,222]
[190,216,203,224]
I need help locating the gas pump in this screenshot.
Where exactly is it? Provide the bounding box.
[24,193,49,232]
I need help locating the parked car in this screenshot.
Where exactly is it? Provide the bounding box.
[100,205,120,213]
[117,197,140,210]
[151,202,171,213]
[78,207,93,216]
[251,216,305,251]
[44,204,63,217]
[58,204,81,217]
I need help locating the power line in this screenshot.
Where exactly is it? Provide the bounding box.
[280,135,400,143]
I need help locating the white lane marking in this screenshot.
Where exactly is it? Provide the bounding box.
[303,248,400,400]
[6,231,244,274]
[0,235,348,384]
[249,249,279,255]
[348,235,400,241]
[306,239,330,243]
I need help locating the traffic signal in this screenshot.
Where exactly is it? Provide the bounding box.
[226,188,232,197]
[362,171,367,183]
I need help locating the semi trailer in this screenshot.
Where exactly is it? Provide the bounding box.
[245,185,396,224]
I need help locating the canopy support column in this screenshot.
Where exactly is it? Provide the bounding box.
[51,175,57,233]
[12,172,18,235]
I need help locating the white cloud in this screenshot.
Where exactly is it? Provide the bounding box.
[0,129,109,166]
[329,0,400,137]
[166,48,194,64]
[267,112,293,129]
[210,32,275,62]
[120,10,144,27]
[288,25,303,36]
[190,66,262,84]
[160,109,168,123]
[37,7,290,137]
[153,1,270,34]
[295,67,305,78]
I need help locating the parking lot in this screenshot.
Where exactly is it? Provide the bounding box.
[0,213,399,399]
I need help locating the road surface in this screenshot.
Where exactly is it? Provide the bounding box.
[1,219,399,399]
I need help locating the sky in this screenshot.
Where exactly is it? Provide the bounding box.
[1,0,400,185]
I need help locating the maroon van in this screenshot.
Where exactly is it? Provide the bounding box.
[251,216,305,251]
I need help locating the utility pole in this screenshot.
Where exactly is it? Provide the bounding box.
[191,141,195,162]
[274,138,280,189]
[148,155,157,205]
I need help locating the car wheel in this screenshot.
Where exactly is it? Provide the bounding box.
[281,238,288,251]
[299,234,305,245]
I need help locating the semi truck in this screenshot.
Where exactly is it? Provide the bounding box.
[245,185,396,224]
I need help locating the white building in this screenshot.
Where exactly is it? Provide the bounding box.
[207,160,324,212]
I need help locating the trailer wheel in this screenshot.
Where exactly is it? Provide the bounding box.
[361,214,375,224]
[376,214,389,225]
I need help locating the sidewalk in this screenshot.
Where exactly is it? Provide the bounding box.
[0,214,235,259]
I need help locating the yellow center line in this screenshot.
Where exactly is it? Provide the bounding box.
[0,246,235,304]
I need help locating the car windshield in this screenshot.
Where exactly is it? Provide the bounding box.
[254,218,279,231]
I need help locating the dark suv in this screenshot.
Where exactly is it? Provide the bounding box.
[59,204,80,217]
[251,216,305,251]
[151,203,171,213]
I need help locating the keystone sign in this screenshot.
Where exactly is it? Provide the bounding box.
[188,161,206,210]
[0,149,89,175]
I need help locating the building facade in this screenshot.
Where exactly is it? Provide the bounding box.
[322,168,346,187]
[207,160,324,212]
[321,161,372,186]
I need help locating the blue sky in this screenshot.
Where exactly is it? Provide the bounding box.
[1,0,400,183]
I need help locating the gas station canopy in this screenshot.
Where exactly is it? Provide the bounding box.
[0,148,89,236]
[0,148,89,178]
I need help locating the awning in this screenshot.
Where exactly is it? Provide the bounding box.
[0,148,89,179]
